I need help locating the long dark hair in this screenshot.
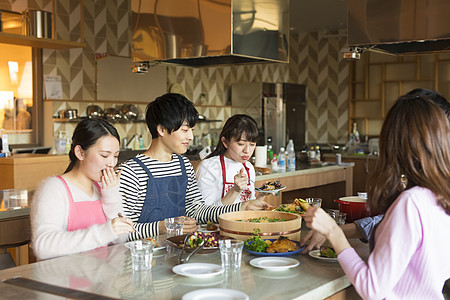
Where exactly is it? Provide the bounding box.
[367,95,450,215]
[64,118,120,173]
[207,114,259,158]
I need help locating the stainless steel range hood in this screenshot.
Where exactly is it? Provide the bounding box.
[347,0,450,55]
[131,0,289,68]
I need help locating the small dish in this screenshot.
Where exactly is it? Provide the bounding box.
[308,250,338,262]
[198,223,219,233]
[249,257,299,271]
[182,288,249,300]
[255,185,287,193]
[172,263,224,278]
[244,239,305,257]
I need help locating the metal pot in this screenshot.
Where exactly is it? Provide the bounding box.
[104,107,122,121]
[86,105,104,118]
[121,104,139,121]
[334,196,373,223]
[22,10,52,38]
[58,109,78,119]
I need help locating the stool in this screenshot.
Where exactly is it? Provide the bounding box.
[0,241,29,270]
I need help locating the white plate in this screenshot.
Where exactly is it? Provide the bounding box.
[124,241,166,251]
[255,185,287,193]
[172,263,224,278]
[249,257,299,271]
[182,288,249,300]
[308,250,338,262]
[198,224,219,233]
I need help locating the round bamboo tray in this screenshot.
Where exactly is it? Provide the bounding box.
[218,211,302,241]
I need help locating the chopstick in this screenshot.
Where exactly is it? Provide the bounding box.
[118,213,144,240]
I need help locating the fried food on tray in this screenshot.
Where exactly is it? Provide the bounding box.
[274,198,311,214]
[205,221,218,231]
[266,236,299,253]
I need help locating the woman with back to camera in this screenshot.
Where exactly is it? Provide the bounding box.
[303,94,450,299]
[197,114,268,206]
[31,118,134,260]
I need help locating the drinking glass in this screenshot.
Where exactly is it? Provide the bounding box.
[305,197,322,208]
[219,239,244,270]
[336,212,347,225]
[164,217,185,237]
[129,240,154,271]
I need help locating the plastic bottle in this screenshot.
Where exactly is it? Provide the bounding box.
[270,153,278,170]
[315,146,321,162]
[134,135,140,150]
[65,137,71,154]
[139,135,144,149]
[55,131,67,154]
[308,146,316,161]
[278,147,286,172]
[352,122,360,144]
[267,145,273,165]
[287,139,296,170]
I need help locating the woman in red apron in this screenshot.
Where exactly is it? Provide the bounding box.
[197,114,268,206]
[31,119,134,260]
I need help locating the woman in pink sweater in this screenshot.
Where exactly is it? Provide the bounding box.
[31,119,134,260]
[304,93,450,299]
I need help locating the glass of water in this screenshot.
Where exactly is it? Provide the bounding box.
[219,239,244,270]
[164,217,185,237]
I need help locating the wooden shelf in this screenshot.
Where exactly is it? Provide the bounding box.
[0,32,85,49]
[350,98,380,102]
[53,118,145,123]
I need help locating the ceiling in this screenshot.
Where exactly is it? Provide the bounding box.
[289,0,347,33]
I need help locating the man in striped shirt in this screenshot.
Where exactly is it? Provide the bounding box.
[119,93,269,239]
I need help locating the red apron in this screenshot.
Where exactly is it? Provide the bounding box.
[220,155,252,202]
[57,176,108,233]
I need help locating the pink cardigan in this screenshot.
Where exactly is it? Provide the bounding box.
[338,186,450,299]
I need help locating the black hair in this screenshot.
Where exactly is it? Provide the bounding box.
[145,93,199,139]
[64,118,120,173]
[207,114,259,158]
[405,88,450,119]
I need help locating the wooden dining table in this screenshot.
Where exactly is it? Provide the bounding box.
[0,226,368,299]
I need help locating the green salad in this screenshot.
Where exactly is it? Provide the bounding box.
[244,229,269,253]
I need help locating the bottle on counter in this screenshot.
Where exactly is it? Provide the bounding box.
[267,145,274,165]
[270,153,278,170]
[55,131,67,154]
[134,135,140,150]
[352,122,360,144]
[308,146,316,161]
[278,147,286,172]
[139,135,144,149]
[287,139,296,170]
[315,146,321,162]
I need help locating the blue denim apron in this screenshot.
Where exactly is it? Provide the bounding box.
[133,155,188,223]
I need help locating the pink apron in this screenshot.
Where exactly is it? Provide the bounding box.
[220,155,252,202]
[57,176,108,234]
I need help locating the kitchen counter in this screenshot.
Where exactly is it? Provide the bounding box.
[0,227,368,299]
[0,154,69,190]
[254,163,354,208]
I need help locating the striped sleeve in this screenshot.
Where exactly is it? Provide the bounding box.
[182,156,242,223]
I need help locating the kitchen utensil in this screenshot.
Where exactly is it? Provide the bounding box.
[57,109,77,119]
[179,240,204,264]
[335,196,373,222]
[22,10,52,38]
[104,107,122,121]
[121,104,139,121]
[86,105,104,118]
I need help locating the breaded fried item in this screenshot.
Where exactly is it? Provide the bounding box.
[266,236,299,253]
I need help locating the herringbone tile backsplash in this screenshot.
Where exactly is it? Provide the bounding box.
[7,0,350,147]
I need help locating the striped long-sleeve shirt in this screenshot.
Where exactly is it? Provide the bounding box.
[119,154,241,239]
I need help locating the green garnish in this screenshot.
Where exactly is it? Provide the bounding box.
[244,229,269,253]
